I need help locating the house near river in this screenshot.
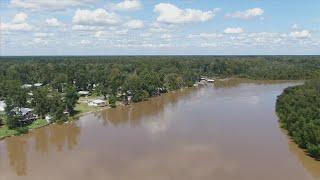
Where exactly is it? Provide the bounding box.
[195,77,215,86]
[88,99,106,107]
[0,101,6,114]
[0,101,5,126]
[78,91,90,97]
[10,108,37,125]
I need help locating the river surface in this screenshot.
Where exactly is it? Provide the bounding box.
[0,80,319,180]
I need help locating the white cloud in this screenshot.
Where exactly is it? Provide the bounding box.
[12,12,28,23]
[46,18,64,27]
[80,40,91,45]
[115,29,128,35]
[188,33,224,39]
[11,0,100,11]
[109,0,142,11]
[33,38,48,45]
[34,32,54,38]
[149,22,173,32]
[125,19,144,29]
[72,25,103,31]
[227,8,264,19]
[289,30,311,39]
[1,22,35,31]
[161,34,172,41]
[224,27,244,34]
[1,12,35,31]
[94,31,106,38]
[73,9,121,26]
[154,3,215,24]
[200,42,218,48]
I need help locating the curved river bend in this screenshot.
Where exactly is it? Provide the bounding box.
[0,81,319,180]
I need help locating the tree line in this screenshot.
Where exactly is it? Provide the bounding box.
[0,56,320,130]
[276,80,320,159]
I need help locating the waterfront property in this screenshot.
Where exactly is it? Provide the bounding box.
[88,99,106,107]
[34,83,43,87]
[21,84,32,89]
[207,79,215,83]
[78,91,90,97]
[11,108,37,125]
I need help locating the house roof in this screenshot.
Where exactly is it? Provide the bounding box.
[12,107,33,116]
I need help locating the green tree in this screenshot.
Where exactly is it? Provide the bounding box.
[64,86,79,114]
[32,87,50,119]
[108,95,117,108]
[5,99,20,129]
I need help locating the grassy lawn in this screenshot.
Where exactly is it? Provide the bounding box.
[0,102,108,140]
[0,119,49,139]
[74,103,97,114]
[0,126,18,139]
[28,119,49,129]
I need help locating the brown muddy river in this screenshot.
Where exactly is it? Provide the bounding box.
[0,80,319,180]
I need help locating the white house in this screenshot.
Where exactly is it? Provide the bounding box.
[207,79,215,83]
[0,101,6,113]
[78,91,90,96]
[34,83,43,87]
[88,99,106,107]
[21,84,32,89]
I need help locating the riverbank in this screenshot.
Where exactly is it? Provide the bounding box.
[0,81,200,140]
[0,102,112,140]
[0,119,48,139]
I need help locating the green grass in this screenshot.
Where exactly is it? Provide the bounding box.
[74,103,97,114]
[28,119,49,129]
[0,119,49,139]
[0,126,19,139]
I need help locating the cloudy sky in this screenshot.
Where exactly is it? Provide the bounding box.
[1,0,320,55]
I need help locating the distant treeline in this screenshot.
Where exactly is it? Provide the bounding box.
[276,80,320,159]
[1,56,320,84]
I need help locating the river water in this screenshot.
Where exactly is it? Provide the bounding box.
[0,80,319,180]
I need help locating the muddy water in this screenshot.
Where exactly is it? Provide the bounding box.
[0,81,319,180]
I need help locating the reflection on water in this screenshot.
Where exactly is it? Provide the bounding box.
[47,123,80,151]
[0,123,81,177]
[0,80,319,180]
[214,78,301,88]
[96,88,194,128]
[6,138,27,176]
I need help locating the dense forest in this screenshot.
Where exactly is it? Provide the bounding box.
[276,80,320,159]
[0,56,320,130]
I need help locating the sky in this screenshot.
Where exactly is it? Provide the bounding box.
[1,0,320,56]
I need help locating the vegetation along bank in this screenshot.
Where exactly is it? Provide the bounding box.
[276,80,320,159]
